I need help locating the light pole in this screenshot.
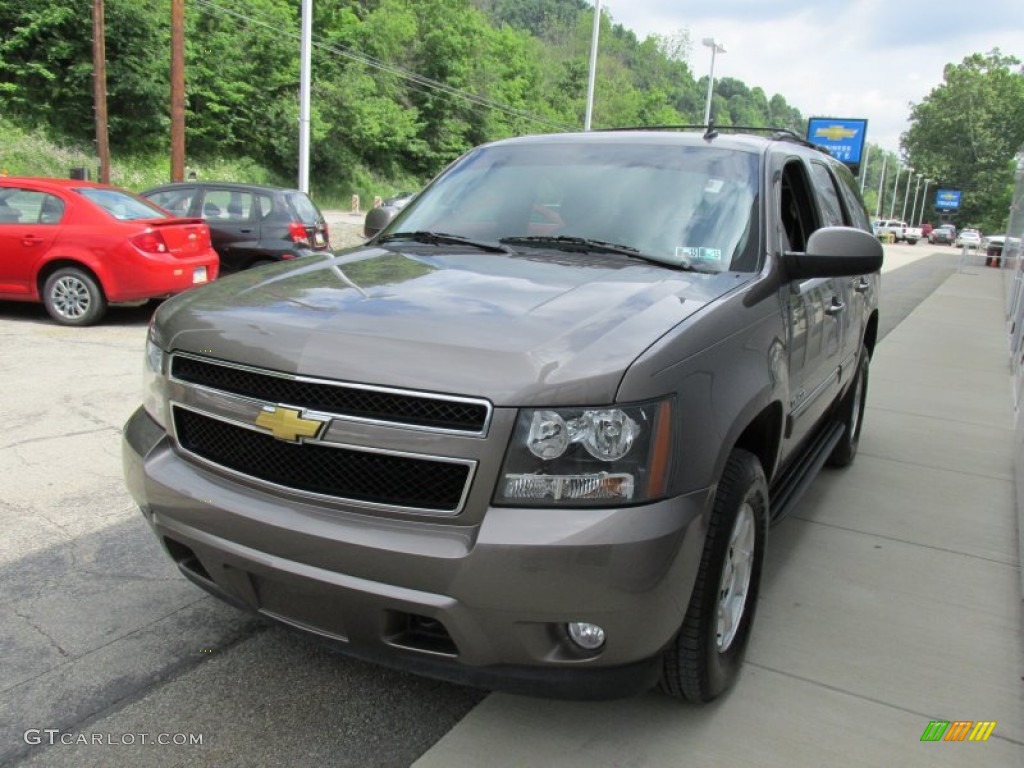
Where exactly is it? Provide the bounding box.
[874,155,888,219]
[583,0,602,131]
[908,173,923,226]
[888,164,902,219]
[900,168,914,221]
[702,37,727,126]
[919,179,932,226]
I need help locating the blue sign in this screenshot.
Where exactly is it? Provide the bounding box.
[935,189,961,210]
[806,118,868,169]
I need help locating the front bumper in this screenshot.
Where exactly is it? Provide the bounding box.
[123,407,711,699]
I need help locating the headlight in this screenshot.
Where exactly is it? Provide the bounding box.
[142,334,168,429]
[495,399,673,506]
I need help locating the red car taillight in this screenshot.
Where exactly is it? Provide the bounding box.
[288,221,309,245]
[131,230,170,254]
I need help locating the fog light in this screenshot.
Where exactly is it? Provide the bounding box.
[567,622,606,651]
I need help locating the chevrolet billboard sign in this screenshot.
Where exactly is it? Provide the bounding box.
[935,189,962,210]
[806,117,868,175]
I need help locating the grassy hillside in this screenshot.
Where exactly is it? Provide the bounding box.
[1,117,419,207]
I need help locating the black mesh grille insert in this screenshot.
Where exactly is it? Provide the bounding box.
[171,356,488,433]
[174,408,471,512]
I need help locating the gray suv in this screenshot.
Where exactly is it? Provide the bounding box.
[123,129,881,702]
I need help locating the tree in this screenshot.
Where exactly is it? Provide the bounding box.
[902,51,1024,231]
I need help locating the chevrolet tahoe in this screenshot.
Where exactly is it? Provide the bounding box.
[123,129,882,702]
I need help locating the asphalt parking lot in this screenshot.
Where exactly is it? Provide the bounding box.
[1,243,1020,767]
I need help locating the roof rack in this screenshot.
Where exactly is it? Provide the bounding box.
[598,123,827,152]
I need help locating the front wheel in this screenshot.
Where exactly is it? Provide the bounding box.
[43,267,107,326]
[660,449,768,702]
[828,352,869,467]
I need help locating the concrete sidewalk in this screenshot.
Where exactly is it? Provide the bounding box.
[413,266,1023,766]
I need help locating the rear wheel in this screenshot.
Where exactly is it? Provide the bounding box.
[43,267,107,326]
[660,449,767,702]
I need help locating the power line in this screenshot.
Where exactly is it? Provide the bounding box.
[190,0,574,131]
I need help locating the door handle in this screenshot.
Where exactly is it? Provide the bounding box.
[825,298,846,316]
[238,228,253,234]
[21,236,43,247]
[854,278,871,293]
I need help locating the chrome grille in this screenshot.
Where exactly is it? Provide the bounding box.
[171,354,490,434]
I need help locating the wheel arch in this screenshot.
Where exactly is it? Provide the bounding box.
[863,309,879,358]
[37,259,108,301]
[730,401,785,485]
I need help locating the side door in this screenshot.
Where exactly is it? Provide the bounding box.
[779,159,843,450]
[198,187,259,271]
[831,161,877,379]
[0,188,65,296]
[807,160,863,383]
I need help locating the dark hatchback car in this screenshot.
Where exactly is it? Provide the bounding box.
[142,182,329,273]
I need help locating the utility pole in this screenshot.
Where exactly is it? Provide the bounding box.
[92,0,110,183]
[170,0,186,182]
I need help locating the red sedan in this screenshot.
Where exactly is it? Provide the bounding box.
[0,177,219,325]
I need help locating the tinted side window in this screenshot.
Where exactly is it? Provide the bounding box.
[832,163,872,231]
[0,189,61,224]
[779,160,821,252]
[202,189,255,221]
[257,194,276,220]
[809,162,844,228]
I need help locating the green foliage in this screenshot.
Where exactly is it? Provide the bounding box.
[2,0,811,200]
[903,51,1024,232]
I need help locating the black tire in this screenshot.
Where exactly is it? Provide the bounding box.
[828,352,869,467]
[42,267,107,326]
[660,449,768,703]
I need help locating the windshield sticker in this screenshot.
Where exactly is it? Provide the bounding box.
[677,246,723,263]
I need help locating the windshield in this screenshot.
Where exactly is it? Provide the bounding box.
[77,188,169,221]
[392,140,760,271]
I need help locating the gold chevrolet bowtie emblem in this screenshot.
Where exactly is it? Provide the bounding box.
[814,124,858,141]
[255,406,325,442]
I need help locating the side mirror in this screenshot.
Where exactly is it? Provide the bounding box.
[782,226,884,280]
[364,205,399,239]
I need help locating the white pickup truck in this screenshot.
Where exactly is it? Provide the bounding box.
[874,219,921,245]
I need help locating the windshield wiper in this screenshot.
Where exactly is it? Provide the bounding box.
[499,236,717,272]
[377,231,513,254]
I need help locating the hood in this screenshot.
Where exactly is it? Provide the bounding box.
[154,246,747,405]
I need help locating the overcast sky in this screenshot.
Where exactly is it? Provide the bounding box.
[599,0,1023,154]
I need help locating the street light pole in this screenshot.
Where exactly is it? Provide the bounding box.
[875,155,888,219]
[297,0,312,193]
[909,173,923,226]
[859,144,871,192]
[900,168,914,221]
[888,164,901,219]
[919,179,931,226]
[702,37,726,126]
[583,0,602,131]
